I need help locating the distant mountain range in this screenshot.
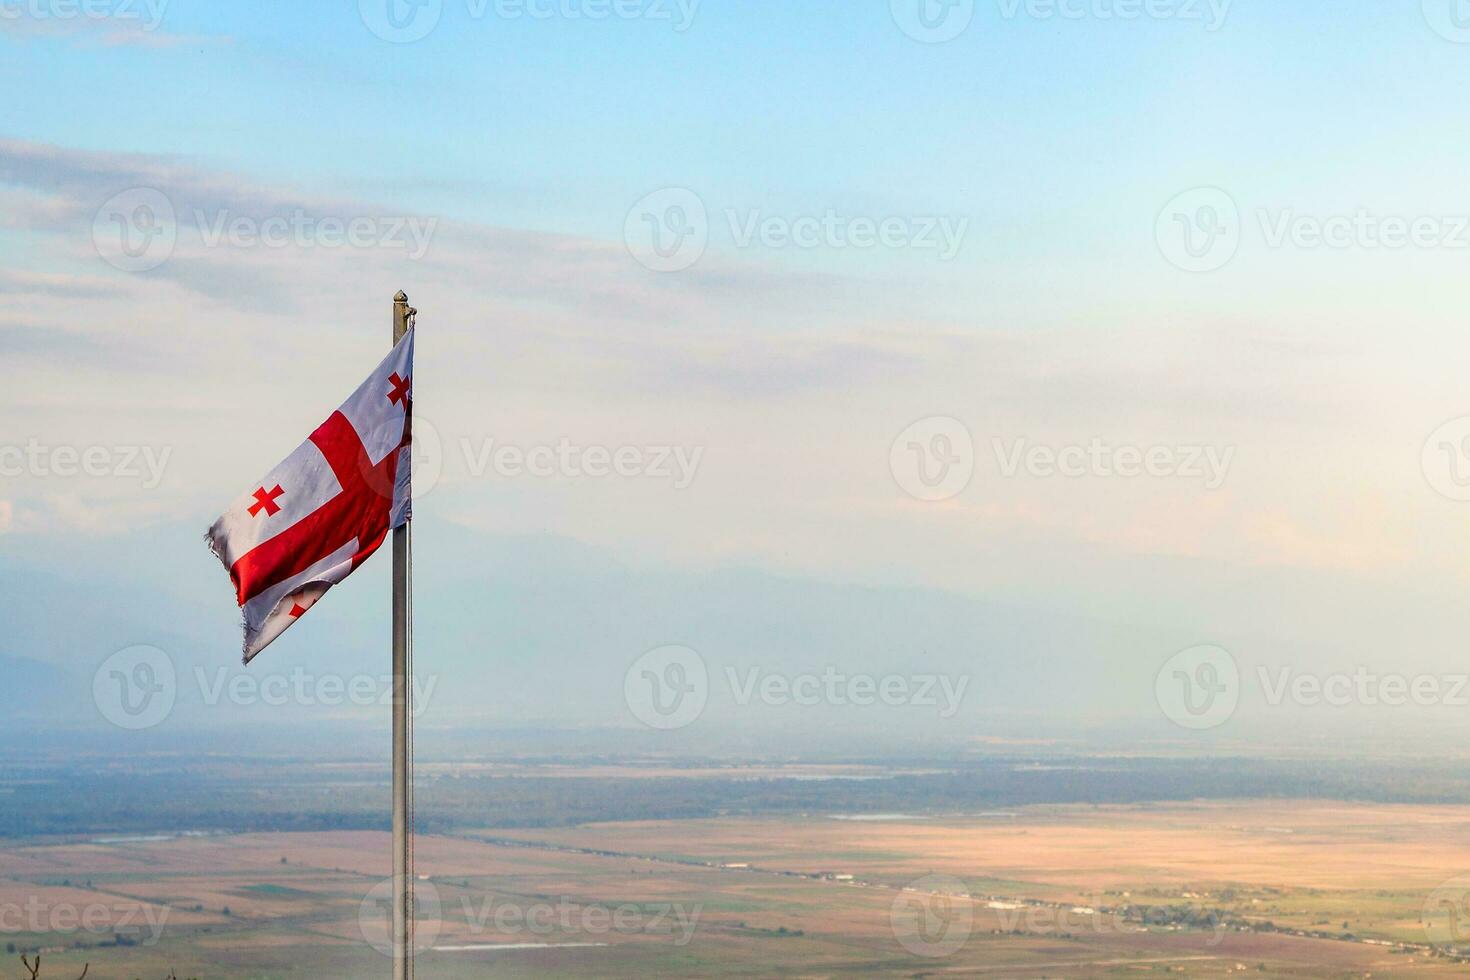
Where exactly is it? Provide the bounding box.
[0,517,1194,742]
[0,652,81,716]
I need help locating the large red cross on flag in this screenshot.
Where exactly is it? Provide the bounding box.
[207,330,414,663]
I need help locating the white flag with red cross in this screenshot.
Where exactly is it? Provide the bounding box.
[206,330,414,663]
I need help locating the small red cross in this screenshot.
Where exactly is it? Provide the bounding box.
[249,485,285,518]
[230,408,409,610]
[388,372,412,406]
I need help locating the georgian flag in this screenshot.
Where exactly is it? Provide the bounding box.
[207,330,414,663]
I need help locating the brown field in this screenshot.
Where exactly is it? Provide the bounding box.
[2,801,1468,977]
[481,800,1470,893]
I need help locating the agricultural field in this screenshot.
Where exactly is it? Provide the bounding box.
[3,801,1469,977]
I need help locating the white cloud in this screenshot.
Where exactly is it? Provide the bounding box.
[2,135,1465,642]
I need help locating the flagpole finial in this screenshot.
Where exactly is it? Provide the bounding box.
[393,292,413,342]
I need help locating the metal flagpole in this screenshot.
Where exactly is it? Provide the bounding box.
[392,289,415,980]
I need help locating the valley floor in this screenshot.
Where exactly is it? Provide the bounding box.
[3,800,1468,978]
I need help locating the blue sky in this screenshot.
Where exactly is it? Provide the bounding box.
[7,1,1470,737]
[9,0,1470,318]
